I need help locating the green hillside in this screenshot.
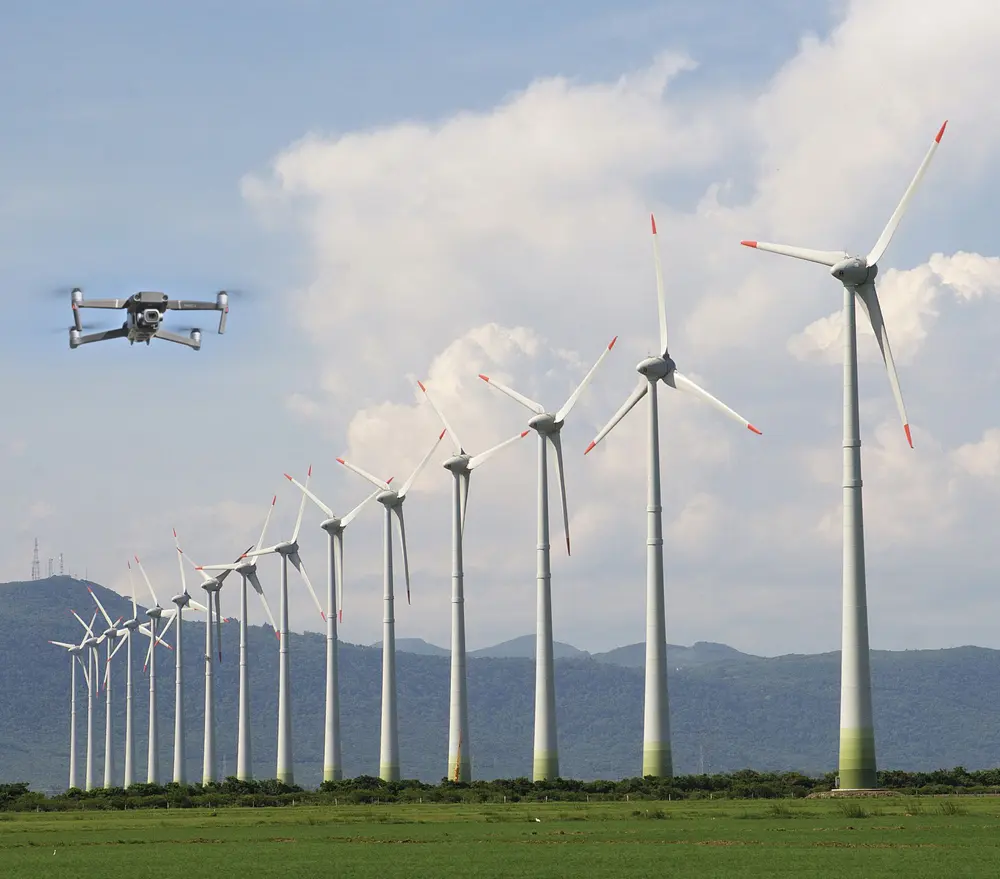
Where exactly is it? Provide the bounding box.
[2,577,999,791]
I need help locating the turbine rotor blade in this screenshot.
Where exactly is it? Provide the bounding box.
[584,378,649,454]
[286,475,333,518]
[337,457,392,492]
[459,470,471,537]
[133,555,159,607]
[215,591,223,663]
[855,282,912,447]
[255,494,279,553]
[341,488,380,528]
[393,506,412,604]
[109,634,128,662]
[477,375,546,415]
[668,370,762,435]
[549,432,572,555]
[418,380,464,453]
[87,587,114,629]
[247,570,278,633]
[740,241,848,267]
[866,120,947,267]
[467,429,530,470]
[289,551,325,620]
[291,465,312,543]
[126,562,137,620]
[651,214,669,355]
[172,529,188,593]
[335,531,345,623]
[399,429,446,499]
[555,336,618,423]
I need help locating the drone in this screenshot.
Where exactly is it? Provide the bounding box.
[65,288,230,351]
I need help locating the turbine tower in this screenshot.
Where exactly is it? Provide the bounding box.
[48,622,92,790]
[134,555,176,785]
[586,215,760,778]
[71,611,101,790]
[740,121,947,790]
[338,429,446,781]
[88,588,124,789]
[198,497,280,781]
[283,474,379,783]
[479,338,616,780]
[244,471,326,786]
[416,380,529,782]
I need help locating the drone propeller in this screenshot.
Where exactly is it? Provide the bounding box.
[171,324,202,334]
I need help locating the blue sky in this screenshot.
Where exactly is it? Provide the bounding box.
[3,0,1000,657]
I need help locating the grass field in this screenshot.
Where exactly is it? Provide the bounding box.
[2,797,999,877]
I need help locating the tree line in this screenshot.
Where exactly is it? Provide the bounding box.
[2,767,1000,810]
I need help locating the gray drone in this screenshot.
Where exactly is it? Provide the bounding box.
[65,288,230,350]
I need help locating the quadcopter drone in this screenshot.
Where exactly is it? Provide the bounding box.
[66,288,230,350]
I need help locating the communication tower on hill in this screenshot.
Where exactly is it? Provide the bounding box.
[30,539,40,581]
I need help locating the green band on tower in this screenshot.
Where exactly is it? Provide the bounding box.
[533,752,559,781]
[379,763,400,782]
[838,728,877,790]
[642,742,673,779]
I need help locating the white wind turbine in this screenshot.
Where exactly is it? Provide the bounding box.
[740,121,947,790]
[133,555,177,785]
[416,379,529,782]
[243,471,326,786]
[87,588,125,789]
[283,474,379,783]
[586,214,761,779]
[479,337,617,781]
[338,428,447,781]
[197,497,280,782]
[166,531,210,784]
[48,616,94,790]
[69,609,102,790]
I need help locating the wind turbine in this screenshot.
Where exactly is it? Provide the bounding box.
[586,215,761,778]
[167,531,210,784]
[416,380,529,782]
[70,610,101,790]
[133,555,177,785]
[48,619,93,790]
[243,470,326,786]
[283,474,379,783]
[338,428,447,781]
[740,121,947,790]
[197,497,280,781]
[87,588,124,789]
[479,338,616,780]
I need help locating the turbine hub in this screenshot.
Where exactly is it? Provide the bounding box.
[123,619,140,631]
[320,517,344,533]
[201,579,222,593]
[830,257,874,286]
[275,540,298,556]
[147,606,163,619]
[443,454,470,474]
[528,412,558,434]
[376,490,400,507]
[172,592,191,608]
[637,355,674,380]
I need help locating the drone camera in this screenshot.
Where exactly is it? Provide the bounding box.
[142,308,161,325]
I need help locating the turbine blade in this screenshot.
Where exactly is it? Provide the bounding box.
[286,474,333,518]
[127,562,137,620]
[247,570,278,633]
[740,240,847,267]
[198,562,241,572]
[668,371,762,435]
[172,529,188,593]
[335,531,345,623]
[477,374,546,415]
[459,470,471,537]
[109,635,127,662]
[244,544,281,558]
[291,465,312,543]
[866,120,947,267]
[49,640,76,650]
[555,336,617,422]
[215,592,223,663]
[393,506,412,605]
[188,598,209,614]
[143,636,154,671]
[418,380,464,453]
[337,457,392,492]
[584,378,649,454]
[855,282,912,447]
[549,432,572,555]
[399,429,446,499]
[255,494,279,553]
[341,488,380,528]
[87,587,114,629]
[133,555,159,607]
[289,551,326,620]
[71,609,95,638]
[651,214,669,355]
[467,429,530,470]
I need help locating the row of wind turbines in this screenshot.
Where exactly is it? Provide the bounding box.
[50,121,946,791]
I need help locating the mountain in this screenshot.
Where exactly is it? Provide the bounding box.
[469,634,589,660]
[593,641,758,669]
[4,577,1000,792]
[373,638,449,657]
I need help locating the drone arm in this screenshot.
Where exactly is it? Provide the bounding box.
[76,299,127,309]
[165,300,221,311]
[71,327,129,348]
[154,329,201,350]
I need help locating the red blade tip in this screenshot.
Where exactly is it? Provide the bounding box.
[478,374,490,382]
[283,473,292,481]
[439,428,447,440]
[271,495,276,504]
[904,423,913,448]
[935,121,947,143]
[172,528,177,537]
[417,380,426,392]
[336,457,346,465]
[741,240,758,248]
[748,424,762,436]
[307,464,312,476]
[650,214,657,235]
[520,430,530,438]
[584,440,596,455]
[387,476,395,483]
[609,335,618,349]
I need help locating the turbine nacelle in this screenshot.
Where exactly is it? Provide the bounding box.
[637,355,675,381]
[442,454,471,474]
[200,578,222,594]
[122,618,141,631]
[274,540,299,556]
[146,605,164,619]
[527,412,560,434]
[320,516,345,534]
[831,257,876,287]
[376,489,401,508]
[172,592,192,609]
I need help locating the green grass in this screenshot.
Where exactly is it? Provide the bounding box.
[2,798,1000,878]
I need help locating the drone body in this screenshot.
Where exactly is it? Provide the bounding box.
[67,288,229,351]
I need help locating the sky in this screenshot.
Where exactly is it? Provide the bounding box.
[3,0,1000,658]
